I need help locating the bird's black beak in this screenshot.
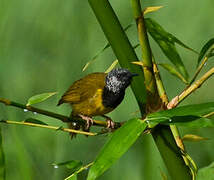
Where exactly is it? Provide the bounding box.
[131,73,139,77]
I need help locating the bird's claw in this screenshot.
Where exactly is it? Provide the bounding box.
[106,118,115,129]
[78,114,93,130]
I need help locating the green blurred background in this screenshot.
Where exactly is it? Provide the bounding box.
[0,0,214,179]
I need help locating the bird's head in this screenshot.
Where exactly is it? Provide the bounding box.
[105,68,138,94]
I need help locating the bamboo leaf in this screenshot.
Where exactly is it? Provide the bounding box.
[87,118,147,180]
[148,102,214,118]
[105,59,118,73]
[143,6,163,15]
[197,38,214,66]
[0,128,5,180]
[197,162,214,180]
[52,160,82,173]
[159,63,188,84]
[146,102,214,128]
[24,118,48,125]
[26,92,57,106]
[145,18,194,79]
[182,134,209,142]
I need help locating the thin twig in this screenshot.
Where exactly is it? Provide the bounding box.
[0,98,122,129]
[189,56,208,85]
[0,120,97,136]
[64,162,94,180]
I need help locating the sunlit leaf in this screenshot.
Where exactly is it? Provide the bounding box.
[143,6,163,15]
[0,128,5,180]
[105,59,118,73]
[145,18,192,79]
[24,118,48,125]
[159,63,188,84]
[52,160,82,173]
[26,92,57,106]
[182,134,209,142]
[87,118,147,180]
[197,38,214,66]
[131,61,144,66]
[197,161,214,180]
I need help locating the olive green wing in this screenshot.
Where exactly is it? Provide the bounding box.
[57,73,106,105]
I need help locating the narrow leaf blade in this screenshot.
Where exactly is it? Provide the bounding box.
[182,134,209,142]
[143,6,163,15]
[87,119,147,180]
[105,59,118,73]
[26,92,57,106]
[197,38,214,66]
[159,63,188,84]
[145,18,189,79]
[52,160,82,173]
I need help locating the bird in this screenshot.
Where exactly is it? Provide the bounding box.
[57,68,138,135]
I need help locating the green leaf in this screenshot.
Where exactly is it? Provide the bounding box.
[146,102,214,128]
[24,118,48,125]
[26,92,57,106]
[197,161,214,180]
[159,63,188,84]
[52,160,82,173]
[145,18,190,79]
[148,102,214,118]
[0,128,5,180]
[87,118,147,180]
[197,38,214,66]
[182,134,209,142]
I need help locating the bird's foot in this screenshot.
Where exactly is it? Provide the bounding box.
[102,115,115,129]
[78,114,93,130]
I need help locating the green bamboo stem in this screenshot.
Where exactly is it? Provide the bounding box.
[152,125,192,180]
[131,0,160,111]
[131,0,191,179]
[88,0,192,179]
[0,98,122,128]
[88,0,147,115]
[169,67,214,108]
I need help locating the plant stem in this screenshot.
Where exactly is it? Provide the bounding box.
[171,67,214,107]
[0,120,97,136]
[88,0,147,114]
[64,162,94,180]
[0,98,122,128]
[152,125,192,180]
[131,0,161,112]
[189,56,208,85]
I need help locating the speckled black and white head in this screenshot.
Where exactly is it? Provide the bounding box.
[105,68,138,94]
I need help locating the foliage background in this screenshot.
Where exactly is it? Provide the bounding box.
[0,0,214,179]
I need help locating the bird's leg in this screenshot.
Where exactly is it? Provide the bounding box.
[78,114,93,130]
[102,115,115,129]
